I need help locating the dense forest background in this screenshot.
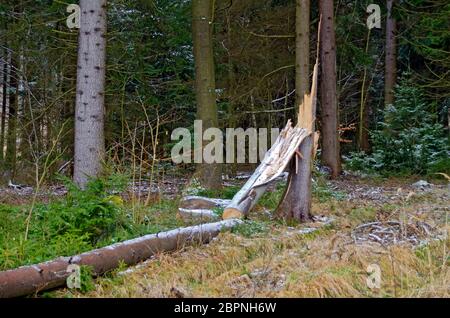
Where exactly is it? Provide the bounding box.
[0,0,449,298]
[0,0,449,183]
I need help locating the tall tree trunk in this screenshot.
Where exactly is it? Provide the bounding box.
[18,45,31,164]
[192,0,222,190]
[0,55,6,162]
[226,6,238,178]
[73,0,107,188]
[295,0,310,108]
[277,0,313,222]
[384,0,397,106]
[319,0,341,178]
[358,29,372,152]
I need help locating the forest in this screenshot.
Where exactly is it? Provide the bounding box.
[0,0,449,299]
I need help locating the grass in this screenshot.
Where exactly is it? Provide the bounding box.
[47,176,449,298]
[53,227,449,298]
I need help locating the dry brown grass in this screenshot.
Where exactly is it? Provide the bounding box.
[57,227,448,298]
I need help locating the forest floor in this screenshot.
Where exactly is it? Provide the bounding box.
[39,172,449,298]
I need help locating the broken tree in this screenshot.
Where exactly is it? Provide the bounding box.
[0,219,241,298]
[220,19,321,221]
[179,18,322,222]
[222,121,309,219]
[276,14,321,222]
[178,123,310,221]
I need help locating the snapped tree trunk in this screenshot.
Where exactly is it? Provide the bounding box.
[277,0,314,222]
[319,0,341,179]
[223,121,309,219]
[384,0,397,106]
[73,0,107,188]
[5,55,17,179]
[192,0,222,190]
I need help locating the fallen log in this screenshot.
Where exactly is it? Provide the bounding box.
[178,196,231,222]
[223,121,309,219]
[0,219,242,298]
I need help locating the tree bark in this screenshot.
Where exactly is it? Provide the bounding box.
[0,55,6,162]
[295,0,310,108]
[277,0,314,222]
[384,0,397,106]
[5,54,17,179]
[319,0,341,178]
[73,0,107,188]
[223,121,309,219]
[358,29,372,152]
[192,0,222,190]
[277,134,314,221]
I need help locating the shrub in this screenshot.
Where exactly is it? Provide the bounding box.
[347,75,449,175]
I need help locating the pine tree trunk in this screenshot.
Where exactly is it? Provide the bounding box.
[277,0,313,222]
[192,0,222,190]
[358,29,372,152]
[73,0,107,188]
[319,0,341,179]
[295,0,310,108]
[384,0,397,106]
[0,55,6,162]
[18,46,32,164]
[226,7,237,178]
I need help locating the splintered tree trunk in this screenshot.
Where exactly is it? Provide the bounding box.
[277,134,314,221]
[73,0,107,188]
[277,0,314,222]
[319,0,341,179]
[192,0,222,190]
[385,0,397,106]
[223,121,309,219]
